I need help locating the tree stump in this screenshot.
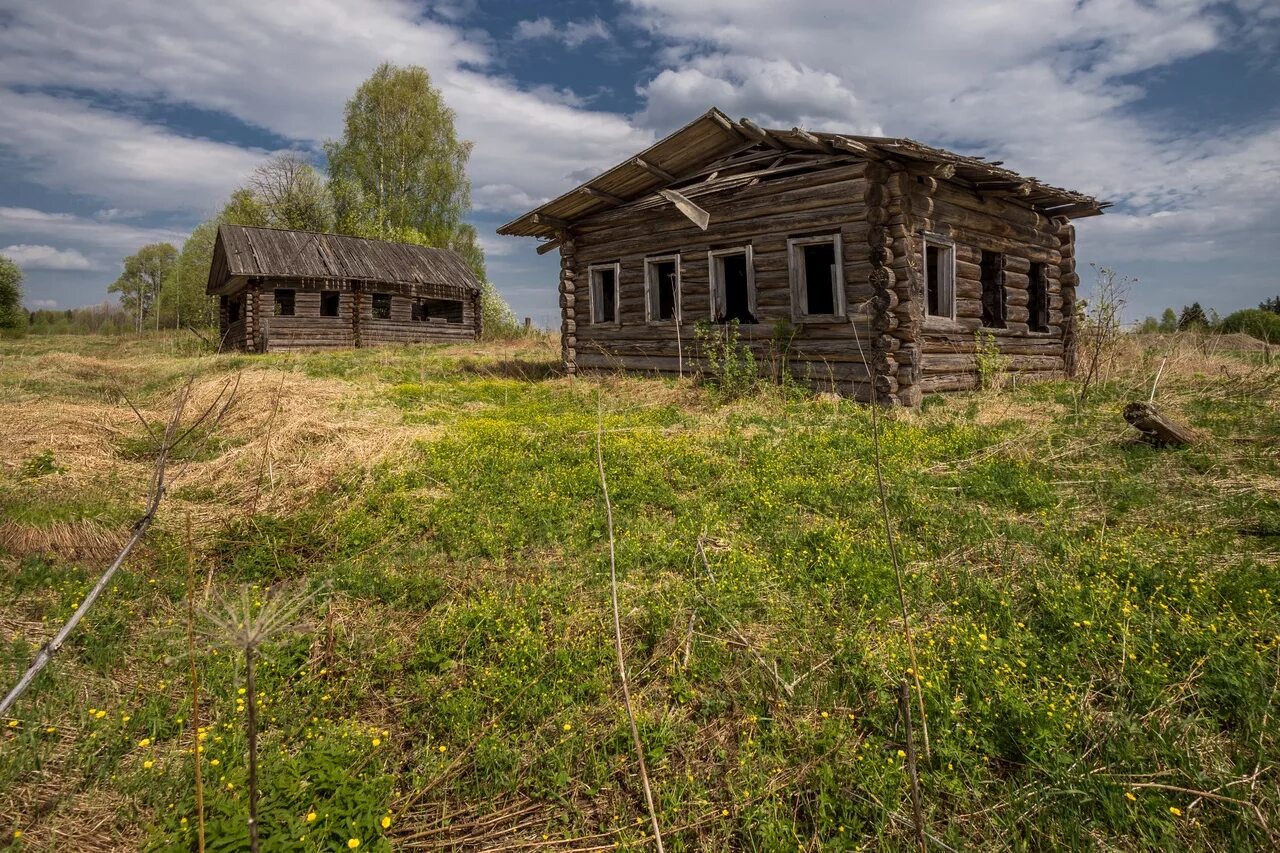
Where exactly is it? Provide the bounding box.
[1123,402,1197,447]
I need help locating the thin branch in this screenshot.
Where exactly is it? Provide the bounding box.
[899,681,926,853]
[185,516,207,853]
[596,394,665,853]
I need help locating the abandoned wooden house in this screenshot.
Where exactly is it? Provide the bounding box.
[207,224,483,352]
[499,108,1107,404]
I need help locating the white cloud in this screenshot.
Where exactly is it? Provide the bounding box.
[514,16,611,48]
[0,207,187,261]
[624,0,1280,280]
[1,244,94,270]
[0,90,272,213]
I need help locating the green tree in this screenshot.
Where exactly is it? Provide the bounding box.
[244,152,333,231]
[220,189,268,227]
[326,62,517,337]
[1261,295,1280,315]
[110,243,178,334]
[1177,302,1208,331]
[159,221,220,330]
[0,255,24,330]
[1137,316,1160,334]
[1158,308,1178,333]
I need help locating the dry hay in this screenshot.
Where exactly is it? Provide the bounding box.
[0,520,128,561]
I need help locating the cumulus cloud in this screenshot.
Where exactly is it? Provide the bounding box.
[0,207,186,259]
[514,16,611,48]
[1,244,94,270]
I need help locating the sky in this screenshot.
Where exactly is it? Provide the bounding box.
[1,0,1277,327]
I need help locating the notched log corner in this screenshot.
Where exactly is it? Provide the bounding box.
[1123,401,1197,447]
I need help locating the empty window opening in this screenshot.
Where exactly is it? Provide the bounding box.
[371,293,392,320]
[790,236,842,317]
[412,298,465,323]
[645,257,679,322]
[923,237,955,319]
[273,289,295,316]
[711,249,756,324]
[1028,262,1049,332]
[320,291,340,317]
[227,298,241,323]
[980,250,1007,329]
[590,265,619,324]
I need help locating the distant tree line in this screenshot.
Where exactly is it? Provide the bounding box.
[1137,296,1280,343]
[8,63,520,340]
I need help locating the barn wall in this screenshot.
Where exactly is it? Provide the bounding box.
[899,175,1072,394]
[564,163,881,398]
[220,279,479,351]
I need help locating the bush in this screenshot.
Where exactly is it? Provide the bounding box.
[1219,309,1280,343]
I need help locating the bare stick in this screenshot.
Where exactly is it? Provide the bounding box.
[0,380,192,716]
[850,318,930,758]
[185,516,207,853]
[1148,356,1168,404]
[899,681,926,853]
[596,394,665,853]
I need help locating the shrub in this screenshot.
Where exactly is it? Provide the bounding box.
[974,329,1007,390]
[1219,309,1280,343]
[695,320,759,400]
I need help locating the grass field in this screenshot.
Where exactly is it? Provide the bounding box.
[0,332,1277,851]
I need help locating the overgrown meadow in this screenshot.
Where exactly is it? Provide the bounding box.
[0,333,1277,850]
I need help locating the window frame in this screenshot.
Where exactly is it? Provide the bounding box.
[979,250,1008,330]
[320,290,340,318]
[273,288,296,317]
[643,254,681,324]
[921,232,956,322]
[587,262,621,326]
[1027,261,1050,333]
[707,245,757,323]
[371,292,392,320]
[787,234,846,322]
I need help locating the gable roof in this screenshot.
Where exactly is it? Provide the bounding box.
[498,107,1108,240]
[206,224,482,295]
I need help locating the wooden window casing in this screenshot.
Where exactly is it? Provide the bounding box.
[708,246,757,324]
[788,235,845,321]
[371,293,392,320]
[922,233,956,320]
[413,298,465,323]
[320,291,340,317]
[588,263,621,325]
[644,255,680,323]
[273,289,295,316]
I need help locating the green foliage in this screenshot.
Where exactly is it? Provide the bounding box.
[1178,302,1209,331]
[325,64,472,242]
[2,336,1278,849]
[110,243,179,334]
[243,152,334,233]
[158,220,221,330]
[1219,308,1280,343]
[1137,316,1160,334]
[20,449,63,479]
[974,329,1007,390]
[1261,295,1280,315]
[1159,307,1179,333]
[0,254,24,330]
[695,320,759,399]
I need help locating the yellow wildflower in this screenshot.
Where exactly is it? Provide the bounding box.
[1170,807,1182,817]
[143,760,154,770]
[381,816,391,829]
[1125,792,1136,802]
[348,839,361,849]
[137,738,151,747]
[306,812,317,823]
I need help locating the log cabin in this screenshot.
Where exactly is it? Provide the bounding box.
[207,224,483,352]
[498,108,1108,404]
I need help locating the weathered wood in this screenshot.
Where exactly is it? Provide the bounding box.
[1123,402,1197,446]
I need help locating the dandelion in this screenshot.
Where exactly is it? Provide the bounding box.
[6,719,17,728]
[438,745,447,753]
[13,830,23,839]
[143,760,155,769]
[562,723,572,732]
[897,749,906,758]
[137,738,151,747]
[371,738,381,747]
[1125,792,1137,802]
[348,839,361,849]
[45,727,56,734]
[94,710,106,719]
[226,782,234,790]
[209,759,220,767]
[381,816,392,829]
[1170,806,1182,817]
[306,812,317,823]
[820,711,829,719]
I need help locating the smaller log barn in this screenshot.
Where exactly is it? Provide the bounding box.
[499,108,1108,404]
[207,224,483,352]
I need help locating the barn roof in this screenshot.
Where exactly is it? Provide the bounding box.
[207,225,482,295]
[498,107,1109,241]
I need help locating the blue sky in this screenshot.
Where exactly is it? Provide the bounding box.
[1,0,1277,326]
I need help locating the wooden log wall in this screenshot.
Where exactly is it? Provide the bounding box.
[220,280,479,351]
[564,163,878,397]
[901,174,1071,389]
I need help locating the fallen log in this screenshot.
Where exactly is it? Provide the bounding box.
[1123,401,1197,446]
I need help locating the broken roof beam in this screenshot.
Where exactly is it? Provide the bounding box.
[632,156,676,183]
[531,213,571,230]
[973,179,1032,195]
[737,118,788,151]
[789,127,838,154]
[535,238,562,256]
[580,186,627,206]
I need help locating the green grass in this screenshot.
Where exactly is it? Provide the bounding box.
[0,333,1277,850]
